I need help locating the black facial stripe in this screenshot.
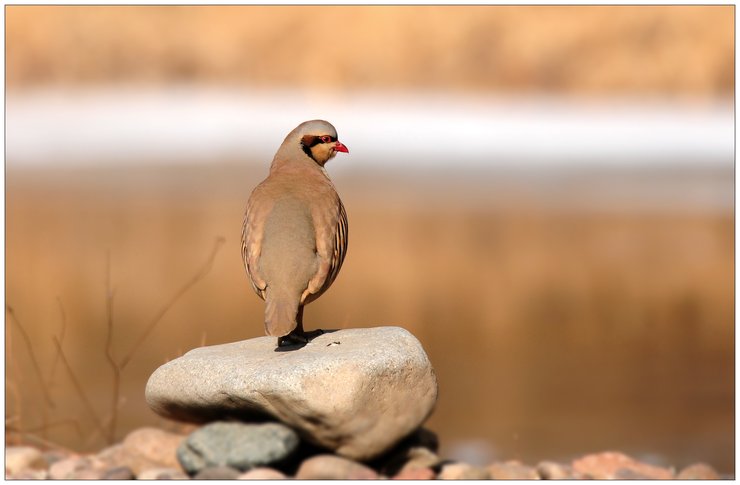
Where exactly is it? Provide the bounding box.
[301,134,336,148]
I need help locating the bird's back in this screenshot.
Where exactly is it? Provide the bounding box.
[259,194,319,296]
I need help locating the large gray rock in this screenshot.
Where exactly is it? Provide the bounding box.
[176,422,299,474]
[146,326,438,461]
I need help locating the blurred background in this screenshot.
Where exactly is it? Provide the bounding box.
[5,5,734,474]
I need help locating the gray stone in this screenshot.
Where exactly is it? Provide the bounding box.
[295,454,379,480]
[5,446,47,475]
[194,466,241,479]
[177,421,299,475]
[146,326,438,461]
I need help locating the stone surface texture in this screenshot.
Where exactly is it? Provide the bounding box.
[177,421,299,475]
[146,326,438,461]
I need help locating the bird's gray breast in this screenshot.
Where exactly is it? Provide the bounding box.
[259,197,318,292]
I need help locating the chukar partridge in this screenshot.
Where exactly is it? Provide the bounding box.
[241,120,349,347]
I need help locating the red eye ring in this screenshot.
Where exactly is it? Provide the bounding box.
[320,135,332,143]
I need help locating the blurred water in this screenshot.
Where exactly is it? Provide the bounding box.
[6,88,734,168]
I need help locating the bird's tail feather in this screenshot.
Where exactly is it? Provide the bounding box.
[264,290,299,337]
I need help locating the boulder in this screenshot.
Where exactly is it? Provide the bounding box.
[146,326,438,461]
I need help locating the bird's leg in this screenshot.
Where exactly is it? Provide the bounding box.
[276,306,323,347]
[277,306,308,347]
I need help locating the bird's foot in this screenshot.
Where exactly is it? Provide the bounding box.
[276,329,324,348]
[277,334,308,347]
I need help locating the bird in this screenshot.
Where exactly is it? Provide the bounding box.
[241,120,349,347]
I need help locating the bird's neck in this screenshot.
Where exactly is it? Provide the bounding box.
[269,151,330,180]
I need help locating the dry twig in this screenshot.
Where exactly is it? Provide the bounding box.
[52,336,107,441]
[6,306,55,408]
[119,237,225,369]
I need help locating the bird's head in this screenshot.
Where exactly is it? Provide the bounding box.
[290,120,349,166]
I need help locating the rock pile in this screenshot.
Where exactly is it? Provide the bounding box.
[145,326,438,461]
[4,327,728,479]
[5,436,726,480]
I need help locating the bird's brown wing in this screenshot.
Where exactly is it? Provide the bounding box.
[302,197,348,304]
[241,184,271,300]
[327,199,348,288]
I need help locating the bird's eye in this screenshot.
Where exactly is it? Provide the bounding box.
[320,135,332,143]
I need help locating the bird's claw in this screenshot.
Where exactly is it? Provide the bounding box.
[276,329,324,347]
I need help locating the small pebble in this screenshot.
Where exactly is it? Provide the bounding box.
[488,460,539,479]
[42,450,70,467]
[237,467,287,479]
[677,462,721,480]
[102,466,135,480]
[7,468,49,480]
[438,462,490,479]
[296,454,379,480]
[73,468,106,479]
[614,467,651,479]
[537,460,575,479]
[5,446,47,475]
[49,457,92,480]
[137,467,190,479]
[393,466,436,480]
[194,466,242,479]
[572,451,674,479]
[122,427,186,475]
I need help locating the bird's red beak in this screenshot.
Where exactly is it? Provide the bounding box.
[334,141,349,153]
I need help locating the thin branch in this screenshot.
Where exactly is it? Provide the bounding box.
[7,419,82,438]
[6,380,23,445]
[51,336,107,441]
[6,306,55,408]
[119,237,225,369]
[47,297,68,387]
[103,251,121,444]
[6,428,79,454]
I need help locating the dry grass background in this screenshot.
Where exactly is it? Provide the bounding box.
[4,4,735,473]
[5,5,734,96]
